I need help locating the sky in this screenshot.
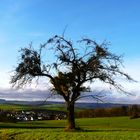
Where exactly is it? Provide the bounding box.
[0,0,140,103]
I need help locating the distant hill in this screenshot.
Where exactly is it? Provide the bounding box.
[0,99,6,104]
[0,99,129,109]
[75,102,129,109]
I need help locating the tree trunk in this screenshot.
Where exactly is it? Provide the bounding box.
[66,101,75,130]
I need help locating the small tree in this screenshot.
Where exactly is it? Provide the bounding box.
[11,35,133,130]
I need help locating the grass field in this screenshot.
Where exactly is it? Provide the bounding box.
[0,104,32,111]
[0,104,83,112]
[0,117,140,140]
[0,104,66,111]
[0,103,67,111]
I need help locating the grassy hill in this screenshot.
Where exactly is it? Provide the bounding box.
[0,117,140,140]
[0,104,32,111]
[0,103,83,112]
[0,103,64,111]
[0,99,130,109]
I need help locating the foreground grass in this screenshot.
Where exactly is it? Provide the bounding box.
[1,117,140,140]
[1,129,140,140]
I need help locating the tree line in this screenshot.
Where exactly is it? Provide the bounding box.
[76,105,140,119]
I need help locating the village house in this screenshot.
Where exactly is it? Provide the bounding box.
[0,109,66,122]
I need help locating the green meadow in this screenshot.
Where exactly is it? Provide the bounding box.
[0,104,66,111]
[0,117,140,140]
[0,104,32,111]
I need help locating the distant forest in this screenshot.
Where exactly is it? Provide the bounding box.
[76,105,140,119]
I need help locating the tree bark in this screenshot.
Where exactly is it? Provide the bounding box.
[66,101,75,130]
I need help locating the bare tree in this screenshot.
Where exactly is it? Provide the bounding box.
[11,35,133,130]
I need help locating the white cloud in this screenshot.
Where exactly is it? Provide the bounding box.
[122,58,140,91]
[124,58,140,82]
[0,56,139,103]
[0,88,49,101]
[103,57,140,104]
[0,71,11,89]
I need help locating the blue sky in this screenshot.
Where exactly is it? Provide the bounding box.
[0,0,140,102]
